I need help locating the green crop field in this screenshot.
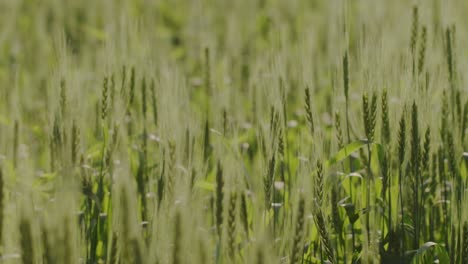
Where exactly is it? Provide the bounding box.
[0,0,466,263]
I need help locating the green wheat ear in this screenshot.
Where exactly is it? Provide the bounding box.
[256,246,265,264]
[41,222,54,263]
[204,47,211,96]
[13,120,19,169]
[108,232,118,264]
[0,167,3,248]
[227,191,237,259]
[71,119,80,165]
[239,192,249,238]
[60,79,67,119]
[129,66,136,107]
[263,153,275,210]
[334,112,344,148]
[343,51,349,101]
[203,119,212,162]
[410,6,419,53]
[20,215,34,264]
[101,76,108,121]
[418,26,427,75]
[141,76,147,120]
[172,211,182,264]
[362,93,377,142]
[222,108,228,136]
[62,216,73,263]
[215,161,224,238]
[150,78,158,127]
[381,89,390,145]
[463,221,468,264]
[110,73,115,112]
[421,127,431,172]
[315,160,324,206]
[446,28,454,88]
[410,102,420,169]
[290,196,305,264]
[462,101,467,143]
[314,206,335,264]
[132,238,143,264]
[304,86,315,135]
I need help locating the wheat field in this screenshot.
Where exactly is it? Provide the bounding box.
[0,0,467,263]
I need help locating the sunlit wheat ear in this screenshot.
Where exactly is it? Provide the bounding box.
[20,216,34,264]
[418,26,427,75]
[334,112,344,148]
[216,161,224,238]
[304,86,315,135]
[102,76,108,121]
[172,211,182,264]
[290,196,305,264]
[227,191,237,259]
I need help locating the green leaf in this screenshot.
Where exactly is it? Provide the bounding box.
[326,139,369,167]
[410,242,450,264]
[195,181,214,191]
